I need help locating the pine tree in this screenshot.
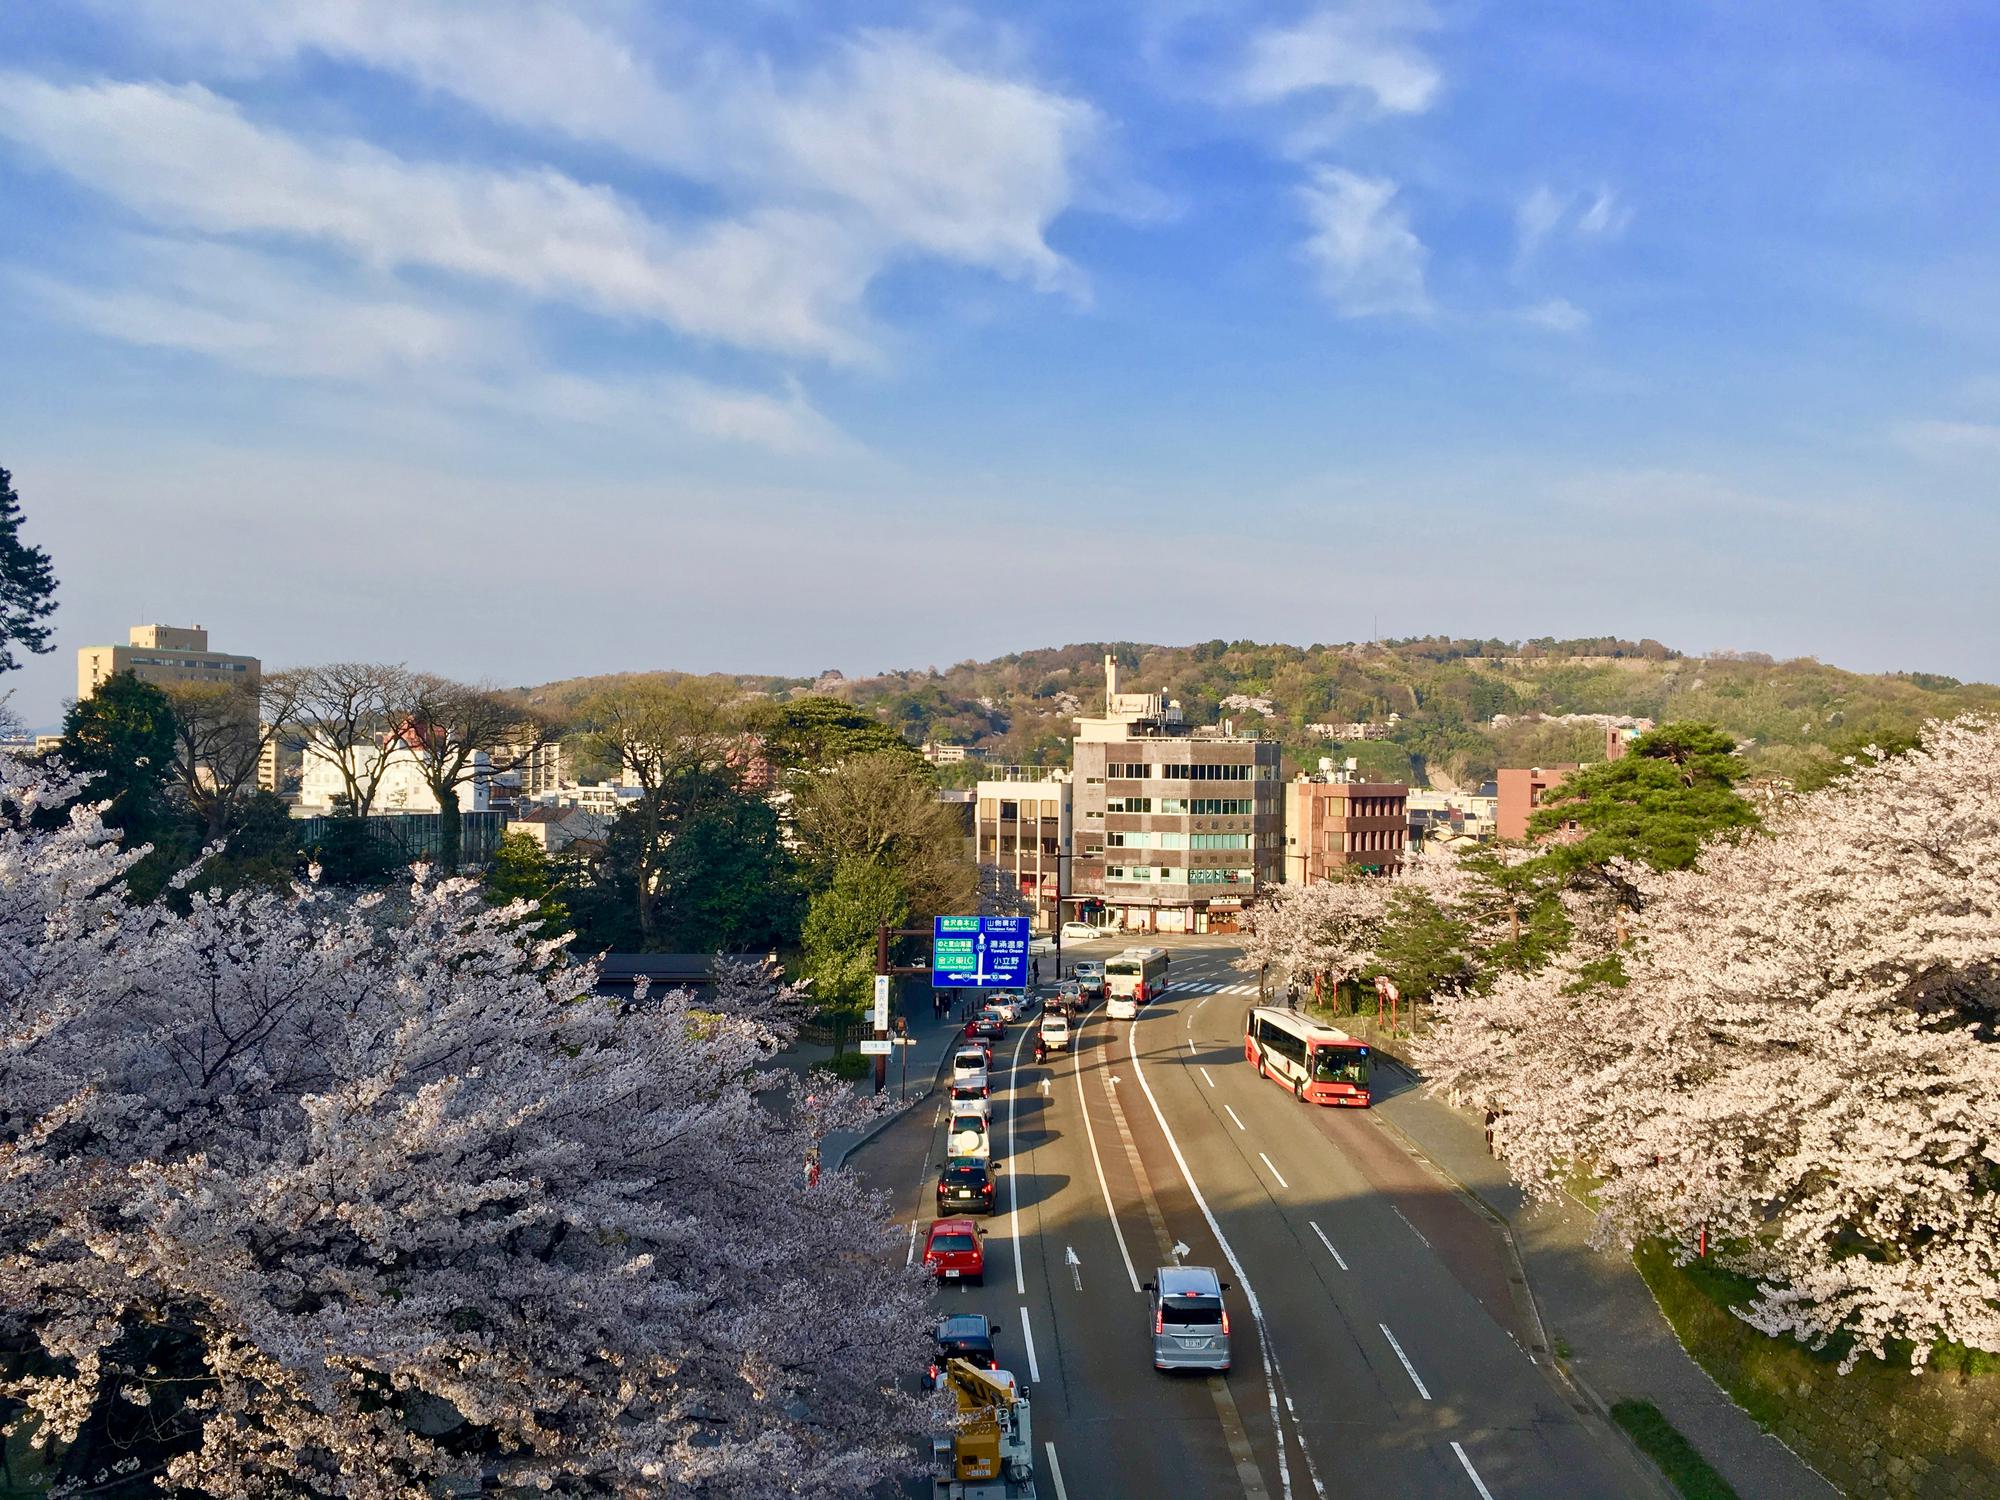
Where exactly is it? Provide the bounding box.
[0,466,59,674]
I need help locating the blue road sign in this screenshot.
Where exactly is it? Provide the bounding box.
[932,915,1031,989]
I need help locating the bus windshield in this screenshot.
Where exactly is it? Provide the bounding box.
[1106,959,1139,976]
[1312,1046,1370,1087]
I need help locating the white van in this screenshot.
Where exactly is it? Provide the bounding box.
[947,1112,991,1160]
[1039,1014,1071,1051]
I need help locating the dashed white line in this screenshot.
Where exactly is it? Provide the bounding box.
[1186,1038,1197,1054]
[1308,1219,1349,1271]
[1199,1067,1217,1088]
[1452,1441,1495,1499]
[1019,1305,1042,1381]
[906,1220,920,1267]
[1380,1323,1431,1400]
[1045,1441,1070,1500]
[1258,1152,1290,1189]
[1392,1205,1433,1249]
[1223,1104,1247,1131]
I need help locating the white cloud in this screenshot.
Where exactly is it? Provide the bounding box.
[1516,182,1632,264]
[0,76,885,363]
[1513,297,1589,333]
[1892,419,2000,460]
[1297,166,1429,316]
[1234,3,1442,116]
[93,2,1098,300]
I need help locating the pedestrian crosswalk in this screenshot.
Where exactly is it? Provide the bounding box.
[1161,980,1259,996]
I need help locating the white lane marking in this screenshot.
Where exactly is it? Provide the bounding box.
[1019,1305,1042,1381]
[1199,1067,1217,1088]
[1452,1441,1495,1500]
[1065,1244,1082,1291]
[1186,1038,1197,1055]
[1380,1323,1431,1400]
[906,1220,920,1267]
[1127,1026,1325,1500]
[1073,1026,1142,1293]
[1308,1219,1349,1271]
[1223,1104,1246,1131]
[1007,1024,1035,1296]
[1392,1206,1433,1250]
[1046,1441,1070,1500]
[1258,1152,1290,1190]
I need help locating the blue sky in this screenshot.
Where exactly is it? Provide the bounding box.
[3,1,1997,728]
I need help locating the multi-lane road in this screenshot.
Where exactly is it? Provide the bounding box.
[856,936,1666,1500]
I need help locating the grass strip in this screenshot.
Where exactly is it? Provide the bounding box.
[1609,1398,1741,1500]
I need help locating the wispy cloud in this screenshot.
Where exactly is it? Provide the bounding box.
[0,75,884,363]
[1297,166,1429,317]
[93,3,1100,300]
[1892,418,2000,461]
[1515,182,1632,265]
[1233,2,1442,118]
[1512,297,1589,334]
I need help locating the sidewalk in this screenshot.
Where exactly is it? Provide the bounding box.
[1344,1016,1840,1500]
[775,980,999,1170]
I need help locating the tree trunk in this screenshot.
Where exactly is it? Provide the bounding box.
[437,789,463,870]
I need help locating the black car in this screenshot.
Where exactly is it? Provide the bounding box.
[937,1158,997,1216]
[926,1314,999,1389]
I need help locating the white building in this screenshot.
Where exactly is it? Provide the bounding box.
[532,782,645,819]
[297,735,491,815]
[506,805,606,854]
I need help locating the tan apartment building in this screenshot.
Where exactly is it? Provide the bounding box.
[1284,768,1408,881]
[975,771,1072,929]
[1070,656,1283,934]
[77,624,260,702]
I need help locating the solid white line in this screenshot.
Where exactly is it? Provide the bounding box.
[1007,1024,1034,1297]
[1019,1305,1042,1381]
[906,1220,920,1267]
[1380,1323,1431,1400]
[1127,1026,1324,1500]
[1308,1219,1349,1271]
[1199,1067,1217,1088]
[1045,1441,1070,1500]
[1258,1152,1290,1190]
[1223,1104,1246,1131]
[1073,1028,1142,1293]
[1452,1442,1495,1500]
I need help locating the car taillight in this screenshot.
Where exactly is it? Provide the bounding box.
[1153,1306,1164,1335]
[928,1363,939,1382]
[1220,1310,1231,1336]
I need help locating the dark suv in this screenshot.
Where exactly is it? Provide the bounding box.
[926,1314,999,1389]
[936,1158,997,1216]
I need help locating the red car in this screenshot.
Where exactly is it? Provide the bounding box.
[923,1218,987,1284]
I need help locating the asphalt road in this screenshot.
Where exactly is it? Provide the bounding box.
[857,936,1666,1500]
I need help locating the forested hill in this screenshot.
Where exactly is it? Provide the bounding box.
[520,637,2000,789]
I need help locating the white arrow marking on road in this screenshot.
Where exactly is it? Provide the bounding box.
[1308,1219,1349,1271]
[1108,1075,1120,1085]
[1172,1240,1191,1263]
[1065,1244,1082,1292]
[1380,1323,1431,1400]
[1452,1442,1495,1500]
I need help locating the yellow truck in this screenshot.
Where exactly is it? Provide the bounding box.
[930,1358,1037,1499]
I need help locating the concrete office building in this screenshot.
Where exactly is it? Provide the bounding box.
[1070,656,1283,935]
[975,771,1071,930]
[1284,764,1408,882]
[77,624,259,702]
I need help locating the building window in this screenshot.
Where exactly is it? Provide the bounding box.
[1107,763,1151,779]
[1106,797,1153,813]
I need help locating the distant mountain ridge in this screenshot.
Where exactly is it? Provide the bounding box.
[517,636,2000,788]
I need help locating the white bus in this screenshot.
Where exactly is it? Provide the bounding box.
[1243,1006,1373,1107]
[1105,947,1170,1003]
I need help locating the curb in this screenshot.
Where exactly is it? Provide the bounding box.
[824,1033,962,1173]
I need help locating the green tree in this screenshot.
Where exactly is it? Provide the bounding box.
[801,857,909,1025]
[0,466,58,674]
[306,815,404,887]
[790,751,974,921]
[759,696,919,771]
[485,831,573,940]
[191,790,304,899]
[1524,721,1759,908]
[1368,889,1481,1002]
[653,787,797,952]
[58,671,189,898]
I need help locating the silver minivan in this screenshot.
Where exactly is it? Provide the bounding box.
[1144,1265,1232,1372]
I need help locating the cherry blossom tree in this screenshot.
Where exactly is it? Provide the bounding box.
[1418,718,2000,1369]
[0,752,935,1496]
[1237,874,1393,998]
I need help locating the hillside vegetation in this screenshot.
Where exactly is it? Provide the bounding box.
[517,637,2000,789]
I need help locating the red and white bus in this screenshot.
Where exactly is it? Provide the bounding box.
[1105,947,1170,1003]
[1243,1006,1372,1107]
